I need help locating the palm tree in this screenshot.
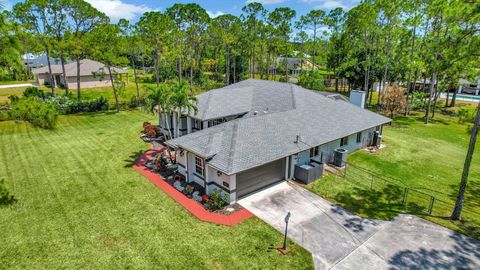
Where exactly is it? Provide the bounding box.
[146,85,174,139]
[451,102,480,220]
[170,80,198,138]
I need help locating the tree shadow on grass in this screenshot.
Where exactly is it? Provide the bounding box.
[332,185,405,226]
[124,149,147,168]
[387,231,480,269]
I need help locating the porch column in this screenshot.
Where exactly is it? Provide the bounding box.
[187,117,192,134]
[173,112,178,138]
[202,121,208,130]
[204,163,209,191]
[185,150,189,182]
[285,156,289,180]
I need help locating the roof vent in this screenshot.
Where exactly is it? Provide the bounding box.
[253,111,258,116]
[294,135,300,144]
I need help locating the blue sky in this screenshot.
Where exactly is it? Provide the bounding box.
[6,0,360,22]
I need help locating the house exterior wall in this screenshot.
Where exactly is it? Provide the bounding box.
[206,166,236,204]
[36,74,46,85]
[174,148,237,204]
[288,126,380,177]
[64,75,111,89]
[186,152,205,187]
[35,74,112,89]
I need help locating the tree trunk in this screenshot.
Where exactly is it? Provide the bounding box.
[107,66,120,112]
[131,56,140,106]
[154,49,159,87]
[424,73,436,124]
[451,102,480,220]
[226,48,230,85]
[312,23,317,67]
[76,59,81,99]
[450,90,457,107]
[45,50,55,93]
[233,55,236,84]
[432,82,440,118]
[445,90,450,108]
[60,52,68,95]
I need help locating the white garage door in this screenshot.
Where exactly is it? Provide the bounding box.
[236,159,285,198]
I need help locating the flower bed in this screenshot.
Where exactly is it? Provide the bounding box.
[143,150,243,215]
[133,148,254,226]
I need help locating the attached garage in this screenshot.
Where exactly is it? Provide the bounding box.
[236,158,286,198]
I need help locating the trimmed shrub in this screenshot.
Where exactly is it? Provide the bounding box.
[7,97,58,129]
[205,190,228,211]
[43,95,109,114]
[23,86,45,98]
[298,70,325,91]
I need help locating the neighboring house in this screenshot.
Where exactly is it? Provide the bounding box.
[253,57,318,76]
[32,59,127,89]
[164,79,390,204]
[22,53,65,69]
[458,78,480,95]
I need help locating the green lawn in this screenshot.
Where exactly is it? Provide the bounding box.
[0,111,313,269]
[308,110,480,238]
[0,82,154,105]
[0,80,34,86]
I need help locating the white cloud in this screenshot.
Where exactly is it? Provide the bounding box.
[206,10,225,18]
[85,0,152,22]
[246,0,289,5]
[300,0,357,10]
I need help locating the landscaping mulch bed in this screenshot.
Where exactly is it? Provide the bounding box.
[143,153,245,215]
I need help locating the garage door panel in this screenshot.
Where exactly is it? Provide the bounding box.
[237,159,285,198]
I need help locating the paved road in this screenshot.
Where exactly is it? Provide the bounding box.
[0,83,33,89]
[238,182,480,270]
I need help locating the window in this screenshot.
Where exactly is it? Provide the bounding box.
[340,136,349,146]
[208,118,227,127]
[193,119,202,130]
[195,156,204,176]
[356,132,362,143]
[310,146,319,157]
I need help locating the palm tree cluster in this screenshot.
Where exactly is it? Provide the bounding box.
[145,80,198,140]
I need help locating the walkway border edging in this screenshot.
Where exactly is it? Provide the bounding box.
[133,149,254,226]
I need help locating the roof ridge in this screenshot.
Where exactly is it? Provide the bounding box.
[291,84,296,109]
[202,91,213,119]
[226,121,239,173]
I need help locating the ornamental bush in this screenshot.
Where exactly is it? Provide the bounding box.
[43,95,109,114]
[23,86,45,98]
[298,70,325,91]
[7,97,58,129]
[205,190,228,211]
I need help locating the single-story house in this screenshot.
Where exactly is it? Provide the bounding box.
[164,79,391,204]
[32,59,127,89]
[458,78,480,95]
[252,57,318,76]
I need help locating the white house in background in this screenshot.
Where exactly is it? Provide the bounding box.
[164,79,390,204]
[32,59,127,89]
[458,78,480,95]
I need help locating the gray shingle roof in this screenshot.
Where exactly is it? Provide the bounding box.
[32,59,127,77]
[167,79,391,175]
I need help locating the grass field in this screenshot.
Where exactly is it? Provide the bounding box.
[308,109,480,238]
[0,80,34,86]
[0,111,313,269]
[0,82,154,105]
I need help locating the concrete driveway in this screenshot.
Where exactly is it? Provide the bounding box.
[238,182,480,270]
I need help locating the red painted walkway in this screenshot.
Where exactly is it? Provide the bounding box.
[133,148,254,226]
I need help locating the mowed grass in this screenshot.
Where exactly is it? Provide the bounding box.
[0,82,154,106]
[309,110,480,238]
[0,111,313,269]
